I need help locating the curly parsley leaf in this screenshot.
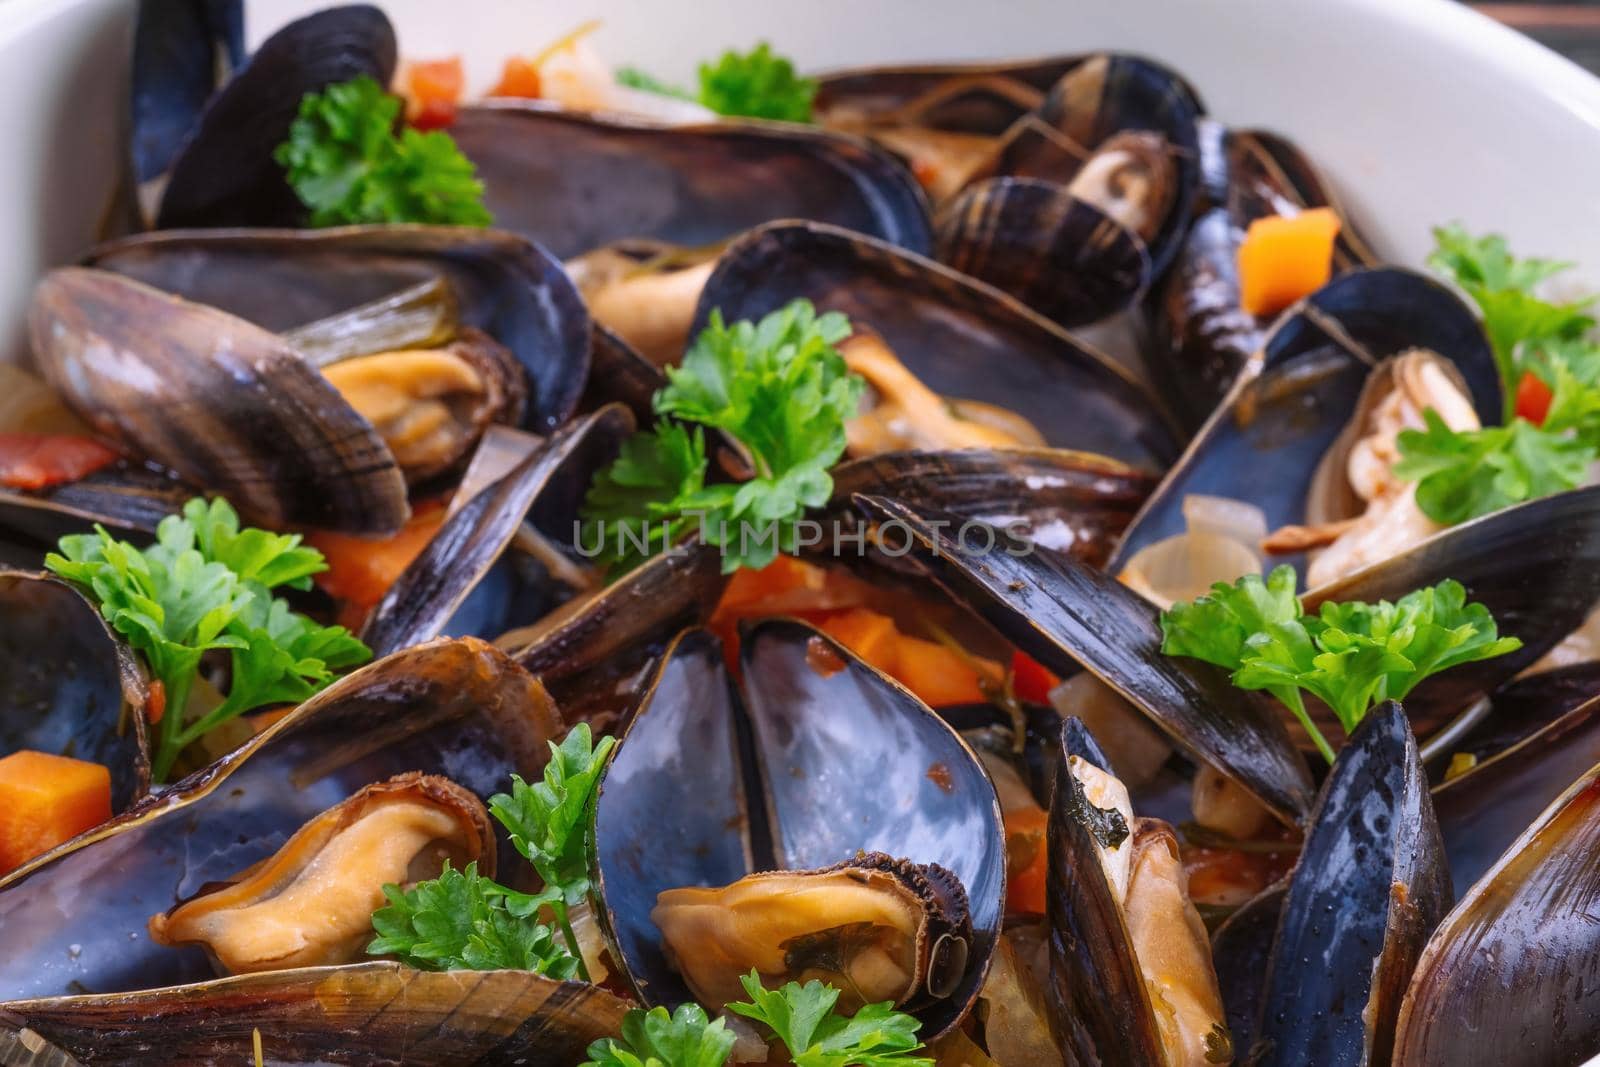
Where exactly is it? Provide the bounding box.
[46,497,369,782]
[697,43,816,122]
[487,723,617,979]
[726,972,932,1067]
[1394,408,1594,525]
[582,1004,737,1067]
[368,861,578,976]
[275,74,491,227]
[1160,569,1520,758]
[579,298,863,575]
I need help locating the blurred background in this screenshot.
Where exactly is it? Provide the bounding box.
[1474,1,1600,70]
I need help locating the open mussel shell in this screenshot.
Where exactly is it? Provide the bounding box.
[0,963,629,1066]
[363,405,633,656]
[1434,691,1600,896]
[130,0,244,198]
[153,5,397,229]
[1111,266,1500,573]
[935,179,1151,329]
[0,466,191,566]
[580,322,667,425]
[88,225,592,433]
[448,102,933,259]
[0,637,560,999]
[0,571,150,813]
[1300,486,1600,739]
[828,447,1157,570]
[857,495,1314,825]
[30,268,409,535]
[593,622,1004,1038]
[1253,702,1451,1066]
[1394,760,1600,1066]
[695,220,1181,470]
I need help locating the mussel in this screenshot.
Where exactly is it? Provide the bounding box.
[0,571,150,816]
[449,102,934,258]
[0,637,559,999]
[1249,702,1450,1066]
[592,622,1005,1038]
[147,773,494,976]
[694,220,1182,471]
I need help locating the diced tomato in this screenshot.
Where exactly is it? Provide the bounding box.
[1515,369,1554,426]
[0,433,118,490]
[1010,650,1060,705]
[146,679,166,727]
[307,499,448,613]
[403,57,464,129]
[490,56,542,99]
[1003,806,1049,915]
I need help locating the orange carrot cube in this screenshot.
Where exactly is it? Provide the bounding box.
[0,750,112,875]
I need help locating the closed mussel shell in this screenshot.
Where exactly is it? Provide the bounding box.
[1252,702,1451,1066]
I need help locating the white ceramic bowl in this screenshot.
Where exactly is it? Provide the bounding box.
[3,0,1600,367]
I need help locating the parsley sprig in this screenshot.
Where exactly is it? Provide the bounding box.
[366,723,616,980]
[1392,225,1600,525]
[369,861,578,975]
[275,75,491,227]
[580,299,863,574]
[617,43,816,122]
[46,498,371,781]
[582,972,932,1067]
[1160,566,1520,762]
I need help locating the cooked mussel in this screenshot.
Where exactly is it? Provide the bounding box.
[653,852,972,1015]
[566,239,721,366]
[448,102,933,258]
[29,267,410,535]
[593,622,1005,1037]
[1393,760,1600,1066]
[0,637,559,999]
[148,772,494,975]
[1250,702,1450,1066]
[87,226,592,434]
[1046,720,1231,1066]
[0,571,150,815]
[695,220,1181,470]
[1111,267,1500,580]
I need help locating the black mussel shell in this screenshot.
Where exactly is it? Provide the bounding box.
[1253,703,1450,1066]
[815,56,1086,134]
[0,638,559,999]
[1210,880,1286,1063]
[156,5,397,229]
[450,102,933,259]
[0,963,628,1066]
[1395,760,1600,1066]
[0,465,191,566]
[695,220,1181,470]
[1111,267,1499,576]
[1434,691,1600,897]
[857,495,1314,825]
[88,226,592,433]
[0,571,150,813]
[131,0,245,191]
[363,406,631,657]
[593,622,1004,1039]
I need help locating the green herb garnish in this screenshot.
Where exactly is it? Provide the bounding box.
[581,1003,738,1067]
[46,498,370,781]
[726,971,933,1067]
[368,723,615,979]
[275,74,491,227]
[368,861,578,976]
[1393,225,1600,525]
[1160,565,1520,762]
[580,298,863,575]
[618,43,816,122]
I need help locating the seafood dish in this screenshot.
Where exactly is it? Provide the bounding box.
[2,4,1599,1065]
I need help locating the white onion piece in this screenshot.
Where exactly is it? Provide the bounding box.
[1119,495,1266,610]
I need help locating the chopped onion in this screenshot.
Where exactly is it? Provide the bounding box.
[1119,494,1267,609]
